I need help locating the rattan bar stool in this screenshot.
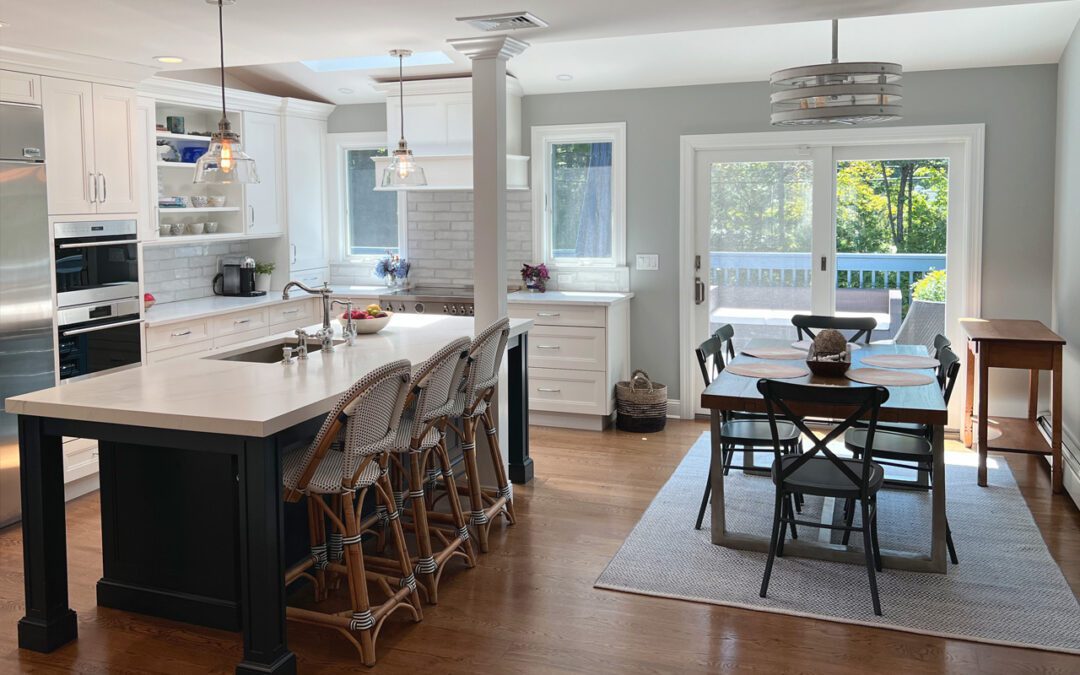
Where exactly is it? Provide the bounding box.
[280,359,421,666]
[379,337,476,604]
[450,317,516,553]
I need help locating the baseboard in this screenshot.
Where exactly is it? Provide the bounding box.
[65,474,99,502]
[530,410,612,431]
[666,400,683,419]
[96,578,240,631]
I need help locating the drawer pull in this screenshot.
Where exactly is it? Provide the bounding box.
[536,345,561,350]
[537,387,562,393]
[234,319,251,325]
[536,312,561,318]
[282,308,300,315]
[170,330,192,337]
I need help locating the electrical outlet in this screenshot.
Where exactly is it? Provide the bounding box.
[635,254,659,271]
[558,273,574,285]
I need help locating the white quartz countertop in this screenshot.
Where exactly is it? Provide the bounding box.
[507,290,633,306]
[144,287,389,326]
[7,315,532,438]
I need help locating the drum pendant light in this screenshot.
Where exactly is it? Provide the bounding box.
[770,19,902,126]
[194,0,259,183]
[382,49,427,188]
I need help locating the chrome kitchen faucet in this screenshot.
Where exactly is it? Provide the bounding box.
[282,280,335,352]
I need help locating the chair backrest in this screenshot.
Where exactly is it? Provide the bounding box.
[291,359,412,495]
[757,379,889,497]
[932,333,952,360]
[695,324,735,387]
[410,336,471,433]
[938,346,961,405]
[464,317,510,403]
[791,314,877,344]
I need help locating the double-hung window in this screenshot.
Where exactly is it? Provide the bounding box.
[532,123,626,268]
[331,133,406,261]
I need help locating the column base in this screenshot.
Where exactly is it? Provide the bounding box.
[236,650,296,675]
[18,609,78,653]
[509,456,534,484]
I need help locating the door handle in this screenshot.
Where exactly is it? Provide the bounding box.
[249,205,255,229]
[694,277,706,305]
[98,173,107,204]
[89,173,97,203]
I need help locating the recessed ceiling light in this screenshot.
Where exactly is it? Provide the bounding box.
[556,74,573,81]
[0,21,9,28]
[338,88,354,94]
[154,56,185,64]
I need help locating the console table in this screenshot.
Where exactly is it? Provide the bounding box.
[960,319,1065,493]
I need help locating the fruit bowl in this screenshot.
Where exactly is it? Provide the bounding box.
[342,310,392,334]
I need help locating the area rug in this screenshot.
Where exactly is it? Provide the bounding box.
[594,432,1080,653]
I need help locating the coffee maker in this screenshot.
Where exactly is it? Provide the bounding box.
[213,256,265,297]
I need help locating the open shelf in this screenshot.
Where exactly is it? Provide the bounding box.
[157,161,198,169]
[143,233,282,248]
[980,416,1051,455]
[156,132,213,142]
[158,206,240,214]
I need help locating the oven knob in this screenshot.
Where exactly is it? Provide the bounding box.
[442,304,449,313]
[398,303,406,312]
[468,306,474,316]
[450,305,458,315]
[414,303,424,313]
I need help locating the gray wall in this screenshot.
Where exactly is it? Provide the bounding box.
[523,65,1059,401]
[327,103,386,133]
[1054,24,1080,494]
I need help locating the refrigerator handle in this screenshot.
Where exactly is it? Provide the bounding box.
[89,172,98,203]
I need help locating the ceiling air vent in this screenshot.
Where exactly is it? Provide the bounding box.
[456,11,548,32]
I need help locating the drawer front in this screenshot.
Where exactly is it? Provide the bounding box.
[213,308,269,337]
[269,299,316,329]
[212,325,269,349]
[528,367,609,415]
[146,339,211,364]
[146,319,210,351]
[63,437,98,483]
[528,326,607,372]
[510,303,606,328]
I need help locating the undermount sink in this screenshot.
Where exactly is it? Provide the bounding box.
[213,338,345,364]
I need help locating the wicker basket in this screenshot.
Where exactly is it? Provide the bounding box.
[615,370,668,433]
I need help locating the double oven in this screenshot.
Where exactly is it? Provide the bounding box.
[54,219,142,381]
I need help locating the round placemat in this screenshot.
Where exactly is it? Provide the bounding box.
[861,354,939,369]
[845,368,935,386]
[741,347,807,360]
[792,339,861,351]
[725,363,808,379]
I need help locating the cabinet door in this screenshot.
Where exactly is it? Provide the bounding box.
[243,111,284,235]
[284,115,327,271]
[41,77,96,214]
[0,70,41,104]
[91,83,138,213]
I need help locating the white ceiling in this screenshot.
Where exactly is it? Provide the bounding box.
[1,0,1078,103]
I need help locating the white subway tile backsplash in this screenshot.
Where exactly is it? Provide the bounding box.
[142,242,254,304]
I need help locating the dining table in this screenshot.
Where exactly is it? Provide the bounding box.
[700,338,950,574]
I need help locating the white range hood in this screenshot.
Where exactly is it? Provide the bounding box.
[372,76,528,191]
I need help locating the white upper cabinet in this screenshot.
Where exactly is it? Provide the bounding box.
[284,114,327,272]
[42,77,138,215]
[41,78,96,214]
[0,70,41,105]
[91,83,139,213]
[242,111,284,236]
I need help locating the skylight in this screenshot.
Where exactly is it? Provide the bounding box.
[301,51,452,72]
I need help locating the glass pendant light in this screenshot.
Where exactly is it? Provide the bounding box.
[194,0,259,184]
[382,49,427,188]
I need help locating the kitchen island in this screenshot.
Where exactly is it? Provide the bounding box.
[6,315,532,674]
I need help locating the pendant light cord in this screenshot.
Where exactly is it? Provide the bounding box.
[831,19,839,64]
[218,0,227,123]
[398,52,405,144]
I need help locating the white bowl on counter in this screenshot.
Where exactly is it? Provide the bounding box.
[345,312,392,334]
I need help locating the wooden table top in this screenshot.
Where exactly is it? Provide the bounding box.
[701,339,948,425]
[960,318,1065,344]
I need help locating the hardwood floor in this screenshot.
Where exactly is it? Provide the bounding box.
[2,419,1078,674]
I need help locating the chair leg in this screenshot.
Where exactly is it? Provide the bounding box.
[722,443,733,476]
[459,416,490,552]
[760,490,784,598]
[434,438,477,569]
[777,492,790,558]
[695,466,712,531]
[786,494,798,540]
[870,498,882,573]
[377,473,423,623]
[306,496,328,602]
[481,408,517,527]
[841,497,856,546]
[340,500,377,665]
[407,450,439,604]
[946,518,959,565]
[860,499,883,616]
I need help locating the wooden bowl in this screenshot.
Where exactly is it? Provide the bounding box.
[806,358,851,377]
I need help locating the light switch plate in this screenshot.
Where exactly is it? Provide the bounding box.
[635,254,659,271]
[557,273,574,285]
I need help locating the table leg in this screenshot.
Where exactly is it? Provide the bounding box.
[977,345,990,487]
[930,424,947,573]
[507,333,533,485]
[1052,346,1063,494]
[236,436,295,675]
[1027,369,1040,420]
[963,340,976,448]
[709,410,726,545]
[16,416,78,652]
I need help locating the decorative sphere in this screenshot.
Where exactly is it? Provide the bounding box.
[812,328,848,357]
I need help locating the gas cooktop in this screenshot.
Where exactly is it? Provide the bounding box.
[379,286,475,315]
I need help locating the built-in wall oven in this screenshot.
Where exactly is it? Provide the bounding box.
[53,219,142,381]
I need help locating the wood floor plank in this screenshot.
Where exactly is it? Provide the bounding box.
[1,419,1077,673]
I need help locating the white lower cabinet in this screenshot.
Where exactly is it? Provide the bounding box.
[510,300,631,430]
[63,437,100,501]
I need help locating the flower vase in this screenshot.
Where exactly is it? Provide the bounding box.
[525,278,545,293]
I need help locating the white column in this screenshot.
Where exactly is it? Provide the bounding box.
[448,36,528,331]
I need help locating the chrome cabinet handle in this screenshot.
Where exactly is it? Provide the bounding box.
[536,312,561,317]
[62,318,142,337]
[58,238,134,249]
[536,345,561,350]
[537,387,562,393]
[234,318,251,325]
[98,173,106,204]
[282,308,299,315]
[170,329,192,337]
[89,173,97,203]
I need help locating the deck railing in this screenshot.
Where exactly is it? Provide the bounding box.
[709,251,945,294]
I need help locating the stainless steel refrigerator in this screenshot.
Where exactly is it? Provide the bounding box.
[0,102,54,528]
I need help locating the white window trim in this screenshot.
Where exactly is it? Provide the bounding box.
[530,122,627,269]
[325,131,407,263]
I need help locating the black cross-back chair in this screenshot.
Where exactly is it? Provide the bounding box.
[844,346,962,564]
[693,325,801,531]
[932,333,952,360]
[792,314,877,345]
[758,379,889,616]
